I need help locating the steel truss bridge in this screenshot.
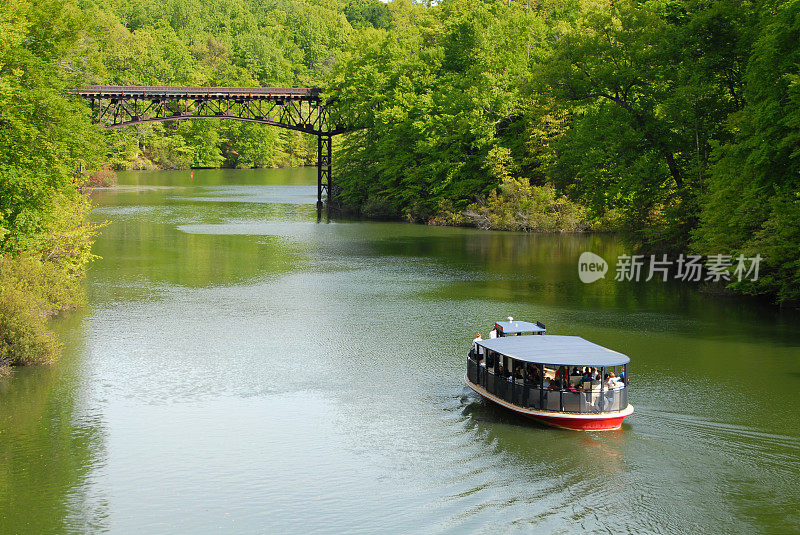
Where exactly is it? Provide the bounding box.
[73,86,346,209]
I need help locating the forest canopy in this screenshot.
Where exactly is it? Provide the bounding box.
[327,0,800,302]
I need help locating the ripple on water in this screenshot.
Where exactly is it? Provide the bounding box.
[11,170,800,534]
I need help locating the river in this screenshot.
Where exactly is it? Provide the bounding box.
[1,168,799,533]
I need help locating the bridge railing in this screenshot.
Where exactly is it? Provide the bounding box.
[71,85,351,208]
[74,85,321,100]
[72,85,343,135]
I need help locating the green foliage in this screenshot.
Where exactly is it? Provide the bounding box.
[747,195,800,302]
[537,0,754,250]
[0,0,104,253]
[0,0,105,368]
[0,254,76,367]
[222,123,282,168]
[694,0,800,302]
[329,0,798,302]
[0,0,103,258]
[428,199,468,226]
[330,0,540,219]
[361,195,399,219]
[464,177,587,232]
[3,0,799,305]
[344,0,392,30]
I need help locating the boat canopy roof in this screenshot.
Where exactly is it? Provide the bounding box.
[495,320,546,334]
[476,335,629,366]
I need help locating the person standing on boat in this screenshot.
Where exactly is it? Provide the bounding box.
[542,375,551,390]
[489,326,498,339]
[557,366,569,383]
[605,372,622,389]
[529,365,541,386]
[580,368,593,386]
[472,333,484,362]
[472,333,482,350]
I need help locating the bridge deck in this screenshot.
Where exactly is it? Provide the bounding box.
[75,85,320,100]
[73,84,336,208]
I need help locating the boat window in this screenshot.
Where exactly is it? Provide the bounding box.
[467,346,629,415]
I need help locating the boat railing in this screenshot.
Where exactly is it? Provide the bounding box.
[467,356,628,414]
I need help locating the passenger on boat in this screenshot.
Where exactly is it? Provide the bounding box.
[549,377,563,391]
[489,326,498,339]
[560,366,570,382]
[472,333,482,352]
[571,366,582,377]
[497,364,511,379]
[542,376,550,390]
[526,366,540,384]
[580,369,593,385]
[472,333,485,361]
[605,372,622,389]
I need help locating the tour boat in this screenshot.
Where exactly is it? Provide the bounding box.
[466,325,633,431]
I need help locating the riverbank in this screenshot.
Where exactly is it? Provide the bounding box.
[424,178,596,233]
[106,127,317,173]
[346,176,616,234]
[88,162,321,189]
[0,253,87,374]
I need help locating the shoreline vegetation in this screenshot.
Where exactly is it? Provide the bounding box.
[1,0,107,374]
[2,0,799,372]
[327,0,800,304]
[421,178,593,233]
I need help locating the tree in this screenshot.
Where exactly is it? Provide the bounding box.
[0,0,105,366]
[537,0,752,249]
[695,0,800,301]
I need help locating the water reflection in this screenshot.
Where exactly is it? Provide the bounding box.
[0,312,107,533]
[0,167,798,533]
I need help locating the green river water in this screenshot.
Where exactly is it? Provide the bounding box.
[1,168,799,534]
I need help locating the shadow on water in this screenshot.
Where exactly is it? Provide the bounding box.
[459,388,628,460]
[460,391,550,431]
[450,371,800,534]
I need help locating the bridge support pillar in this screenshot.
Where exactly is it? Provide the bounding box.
[317,134,332,211]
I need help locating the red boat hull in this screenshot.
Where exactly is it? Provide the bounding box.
[524,413,626,431]
[466,376,633,431]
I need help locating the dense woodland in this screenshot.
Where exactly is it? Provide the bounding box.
[329,0,800,305]
[1,0,799,367]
